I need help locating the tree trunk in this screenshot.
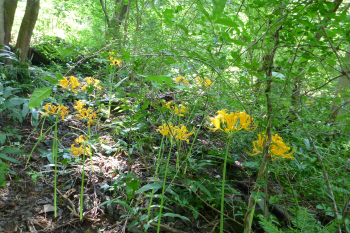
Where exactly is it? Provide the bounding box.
[330,45,350,120]
[0,0,5,45]
[4,0,18,46]
[14,0,40,63]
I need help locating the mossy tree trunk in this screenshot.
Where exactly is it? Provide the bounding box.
[14,0,40,63]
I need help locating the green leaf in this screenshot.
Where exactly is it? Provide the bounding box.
[0,153,20,164]
[308,67,318,73]
[42,76,58,84]
[22,102,29,117]
[163,213,190,221]
[125,179,139,200]
[3,87,12,99]
[335,115,348,121]
[4,97,26,108]
[0,82,3,92]
[100,199,132,212]
[325,59,336,66]
[0,134,6,145]
[215,17,239,28]
[55,73,63,80]
[28,87,52,108]
[195,182,212,198]
[115,77,129,88]
[304,138,310,150]
[197,1,211,21]
[1,147,25,154]
[145,75,172,86]
[135,183,163,194]
[0,173,5,187]
[177,24,188,35]
[232,40,247,46]
[212,0,227,19]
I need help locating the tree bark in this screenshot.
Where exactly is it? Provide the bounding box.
[14,0,40,63]
[0,0,5,45]
[330,45,350,120]
[4,0,18,46]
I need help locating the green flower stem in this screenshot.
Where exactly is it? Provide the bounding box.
[80,125,91,220]
[157,140,174,233]
[53,113,59,218]
[146,135,165,229]
[220,134,232,233]
[183,115,205,174]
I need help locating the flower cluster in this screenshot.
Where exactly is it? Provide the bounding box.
[250,133,295,161]
[157,123,194,143]
[41,103,69,120]
[74,100,98,127]
[165,101,189,116]
[108,51,122,67]
[58,76,81,94]
[81,77,102,91]
[209,109,256,133]
[70,135,91,156]
[196,77,213,87]
[175,76,189,84]
[305,100,314,105]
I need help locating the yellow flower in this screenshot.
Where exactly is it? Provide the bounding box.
[75,135,86,144]
[250,133,295,161]
[41,103,69,120]
[165,101,189,117]
[157,123,175,137]
[175,76,188,84]
[75,107,98,126]
[109,57,122,67]
[70,144,91,157]
[108,51,114,56]
[196,77,213,87]
[175,125,195,143]
[81,77,102,91]
[209,110,256,133]
[204,78,213,87]
[57,105,69,120]
[165,101,173,110]
[157,123,194,143]
[74,100,86,112]
[305,100,314,105]
[58,77,70,90]
[69,76,80,93]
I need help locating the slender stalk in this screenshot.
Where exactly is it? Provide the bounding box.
[146,135,165,229]
[220,134,232,233]
[157,141,174,233]
[53,113,59,217]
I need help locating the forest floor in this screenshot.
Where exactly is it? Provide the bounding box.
[0,109,252,233]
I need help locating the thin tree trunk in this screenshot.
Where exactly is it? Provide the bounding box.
[330,45,350,119]
[4,0,18,46]
[14,0,40,63]
[0,0,5,45]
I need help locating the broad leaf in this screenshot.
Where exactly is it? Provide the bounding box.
[163,213,190,221]
[135,183,163,194]
[42,76,58,84]
[0,153,20,164]
[212,0,227,19]
[1,147,25,154]
[177,24,188,35]
[3,87,12,99]
[145,75,172,86]
[215,17,239,28]
[4,97,26,108]
[28,87,52,108]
